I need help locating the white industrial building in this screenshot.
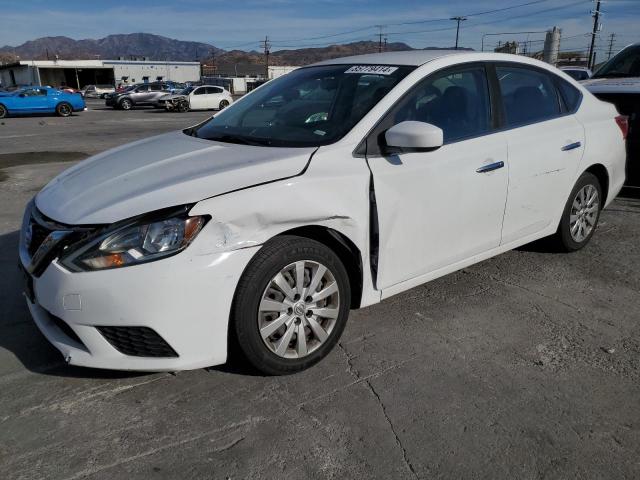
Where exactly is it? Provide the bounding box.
[0,59,201,89]
[202,65,299,95]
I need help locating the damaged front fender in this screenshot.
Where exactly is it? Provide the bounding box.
[187,146,380,307]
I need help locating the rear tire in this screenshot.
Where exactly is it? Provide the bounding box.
[55,102,72,117]
[231,236,351,375]
[0,104,7,118]
[553,172,602,252]
[219,99,230,110]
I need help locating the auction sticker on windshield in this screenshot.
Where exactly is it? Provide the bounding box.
[345,65,399,75]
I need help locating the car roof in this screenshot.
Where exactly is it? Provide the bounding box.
[311,50,472,67]
[560,66,590,71]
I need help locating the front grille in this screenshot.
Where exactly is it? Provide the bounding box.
[23,206,99,276]
[97,326,178,358]
[49,313,86,348]
[28,222,54,256]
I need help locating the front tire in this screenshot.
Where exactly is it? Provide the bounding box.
[554,172,602,251]
[55,102,72,117]
[0,104,7,118]
[119,98,133,110]
[176,100,190,113]
[231,236,351,375]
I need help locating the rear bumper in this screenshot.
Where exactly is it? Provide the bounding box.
[21,246,260,371]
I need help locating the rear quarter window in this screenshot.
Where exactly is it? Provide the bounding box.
[555,78,582,113]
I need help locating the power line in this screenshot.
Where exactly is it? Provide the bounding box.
[386,0,552,27]
[268,0,566,46]
[385,1,586,38]
[217,0,589,52]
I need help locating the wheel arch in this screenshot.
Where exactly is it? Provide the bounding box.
[274,225,363,309]
[584,163,610,205]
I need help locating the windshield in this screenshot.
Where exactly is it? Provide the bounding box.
[189,64,414,147]
[593,45,640,78]
[179,86,194,95]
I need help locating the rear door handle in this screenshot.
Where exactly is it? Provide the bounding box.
[561,141,582,151]
[476,161,505,173]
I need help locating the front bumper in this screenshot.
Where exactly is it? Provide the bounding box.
[21,244,259,371]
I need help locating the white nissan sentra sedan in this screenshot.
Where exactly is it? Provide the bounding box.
[19,51,627,375]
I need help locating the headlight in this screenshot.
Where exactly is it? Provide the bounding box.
[60,212,207,272]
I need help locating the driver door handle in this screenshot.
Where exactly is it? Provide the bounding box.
[476,161,505,173]
[561,141,582,151]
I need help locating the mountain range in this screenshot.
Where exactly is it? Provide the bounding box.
[1,33,222,62]
[0,33,468,66]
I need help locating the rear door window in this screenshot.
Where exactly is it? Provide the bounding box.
[206,87,223,94]
[496,66,561,127]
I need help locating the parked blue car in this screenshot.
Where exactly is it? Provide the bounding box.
[0,86,85,118]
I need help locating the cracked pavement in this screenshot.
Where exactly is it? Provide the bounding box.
[1,102,639,479]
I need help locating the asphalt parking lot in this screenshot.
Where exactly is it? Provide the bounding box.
[1,99,639,479]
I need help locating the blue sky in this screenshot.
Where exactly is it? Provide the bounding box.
[1,0,638,57]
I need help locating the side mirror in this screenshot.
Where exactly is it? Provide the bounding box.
[384,121,443,152]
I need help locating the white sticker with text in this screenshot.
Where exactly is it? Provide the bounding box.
[345,65,399,75]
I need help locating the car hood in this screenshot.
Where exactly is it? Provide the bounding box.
[582,76,640,94]
[36,130,316,225]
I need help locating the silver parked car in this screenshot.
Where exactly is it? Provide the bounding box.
[105,83,172,110]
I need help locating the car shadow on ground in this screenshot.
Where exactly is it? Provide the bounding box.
[0,229,262,379]
[515,236,565,254]
[0,230,149,380]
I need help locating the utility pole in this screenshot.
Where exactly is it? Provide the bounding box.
[450,16,467,50]
[260,36,271,79]
[375,25,386,53]
[588,0,602,70]
[606,33,616,59]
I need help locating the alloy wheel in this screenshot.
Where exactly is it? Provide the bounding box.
[258,260,340,359]
[58,103,71,116]
[570,184,599,242]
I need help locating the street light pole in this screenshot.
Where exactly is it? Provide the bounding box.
[450,16,467,50]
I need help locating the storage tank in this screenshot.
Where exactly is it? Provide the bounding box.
[543,27,561,65]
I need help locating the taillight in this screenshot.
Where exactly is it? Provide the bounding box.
[615,115,629,140]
